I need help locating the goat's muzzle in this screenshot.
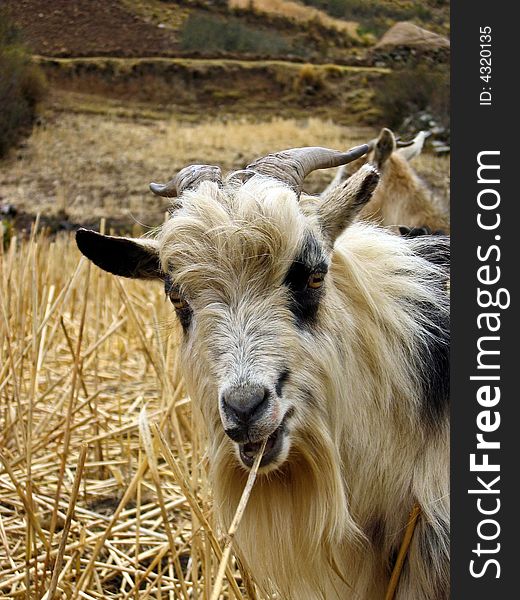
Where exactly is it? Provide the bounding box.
[219,381,288,468]
[238,420,287,469]
[220,382,271,442]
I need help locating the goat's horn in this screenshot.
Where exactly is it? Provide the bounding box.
[244,144,370,194]
[149,164,222,197]
[396,131,433,149]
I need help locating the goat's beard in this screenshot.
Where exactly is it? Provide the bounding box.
[210,417,363,599]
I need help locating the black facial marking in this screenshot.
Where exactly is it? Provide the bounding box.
[164,274,192,331]
[283,234,328,326]
[408,236,450,429]
[225,426,247,444]
[275,370,290,397]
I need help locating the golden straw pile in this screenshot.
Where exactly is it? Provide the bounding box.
[0,222,262,599]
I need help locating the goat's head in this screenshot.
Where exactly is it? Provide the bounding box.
[76,146,379,472]
[372,127,429,168]
[322,127,428,192]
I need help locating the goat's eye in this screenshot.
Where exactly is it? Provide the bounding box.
[168,291,188,310]
[307,272,325,289]
[165,276,192,331]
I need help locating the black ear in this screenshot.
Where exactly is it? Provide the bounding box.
[76,229,163,279]
[373,128,396,169]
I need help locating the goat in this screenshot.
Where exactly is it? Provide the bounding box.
[76,145,450,600]
[322,128,450,235]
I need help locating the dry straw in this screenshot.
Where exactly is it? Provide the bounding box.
[0,223,264,598]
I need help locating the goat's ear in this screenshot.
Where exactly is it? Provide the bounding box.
[373,128,396,169]
[317,164,380,245]
[396,131,428,162]
[76,229,163,279]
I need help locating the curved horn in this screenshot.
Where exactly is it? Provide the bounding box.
[396,138,415,148]
[240,144,370,194]
[396,131,432,148]
[149,164,222,197]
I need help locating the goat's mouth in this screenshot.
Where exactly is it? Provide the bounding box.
[238,423,285,469]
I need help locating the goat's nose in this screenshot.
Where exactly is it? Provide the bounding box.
[221,383,269,425]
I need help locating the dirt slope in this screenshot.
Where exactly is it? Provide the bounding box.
[4,0,179,57]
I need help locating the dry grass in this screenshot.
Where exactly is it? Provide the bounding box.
[229,0,360,37]
[0,223,263,598]
[123,0,362,40]
[0,91,448,226]
[0,94,374,224]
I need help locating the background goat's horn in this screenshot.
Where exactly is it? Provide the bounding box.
[149,164,222,197]
[396,139,415,148]
[396,131,432,148]
[244,144,370,194]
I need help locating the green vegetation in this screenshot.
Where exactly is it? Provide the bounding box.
[0,10,47,157]
[180,12,307,57]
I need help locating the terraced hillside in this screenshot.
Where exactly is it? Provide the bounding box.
[5,0,448,61]
[4,0,358,61]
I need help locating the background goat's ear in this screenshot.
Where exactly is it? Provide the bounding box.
[373,128,396,169]
[396,130,428,162]
[76,229,163,279]
[317,164,380,245]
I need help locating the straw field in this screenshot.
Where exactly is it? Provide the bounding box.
[0,221,260,599]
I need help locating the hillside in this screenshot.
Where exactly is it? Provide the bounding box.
[4,0,448,62]
[3,0,357,62]
[297,0,449,36]
[1,0,450,231]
